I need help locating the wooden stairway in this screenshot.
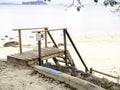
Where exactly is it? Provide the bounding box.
[53,50,75,67]
[9,27,89,72]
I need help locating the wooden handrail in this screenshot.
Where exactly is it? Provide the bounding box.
[13,27,47,31]
[13,27,89,72]
[32,28,67,33]
[13,27,47,53]
[32,28,89,72]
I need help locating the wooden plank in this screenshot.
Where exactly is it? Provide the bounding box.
[7,47,64,65]
[13,27,47,31]
[66,50,75,66]
[18,30,22,53]
[32,28,67,33]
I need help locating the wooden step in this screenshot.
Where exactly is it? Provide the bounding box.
[52,50,75,67]
[66,50,75,66]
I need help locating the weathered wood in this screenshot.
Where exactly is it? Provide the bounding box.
[47,30,58,48]
[63,29,67,66]
[65,30,89,72]
[7,47,64,66]
[13,27,47,31]
[13,27,47,53]
[11,27,89,74]
[66,50,75,66]
[32,28,67,33]
[45,28,48,47]
[18,30,22,53]
[52,57,60,66]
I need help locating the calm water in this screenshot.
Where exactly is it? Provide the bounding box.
[0,5,120,37]
[0,5,120,80]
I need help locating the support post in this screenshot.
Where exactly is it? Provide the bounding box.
[18,30,22,53]
[45,28,48,63]
[38,32,43,66]
[63,29,67,66]
[45,28,48,47]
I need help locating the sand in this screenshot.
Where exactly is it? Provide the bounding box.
[0,61,72,90]
[68,33,120,82]
[0,32,120,89]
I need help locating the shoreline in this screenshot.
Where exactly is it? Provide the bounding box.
[0,32,120,89]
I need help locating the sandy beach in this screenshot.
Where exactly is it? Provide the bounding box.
[70,33,120,82]
[0,32,120,89]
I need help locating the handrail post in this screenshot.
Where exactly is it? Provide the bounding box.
[13,27,48,53]
[90,68,93,74]
[37,32,43,66]
[45,28,48,47]
[18,30,22,53]
[63,29,68,66]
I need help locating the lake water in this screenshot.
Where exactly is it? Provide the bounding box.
[0,5,120,81]
[0,5,120,38]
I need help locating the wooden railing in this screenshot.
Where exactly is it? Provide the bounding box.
[13,27,89,72]
[13,27,47,53]
[32,28,89,72]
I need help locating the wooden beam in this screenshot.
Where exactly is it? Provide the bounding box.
[65,30,89,72]
[63,29,67,66]
[45,28,48,47]
[18,30,22,53]
[32,28,67,33]
[13,27,47,31]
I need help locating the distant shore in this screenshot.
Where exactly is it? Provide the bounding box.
[0,0,47,5]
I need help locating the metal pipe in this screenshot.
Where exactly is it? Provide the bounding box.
[90,68,119,83]
[92,68,118,79]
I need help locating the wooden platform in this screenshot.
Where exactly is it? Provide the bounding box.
[7,47,64,66]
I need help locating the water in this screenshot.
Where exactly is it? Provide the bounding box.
[0,5,120,82]
[0,5,120,38]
